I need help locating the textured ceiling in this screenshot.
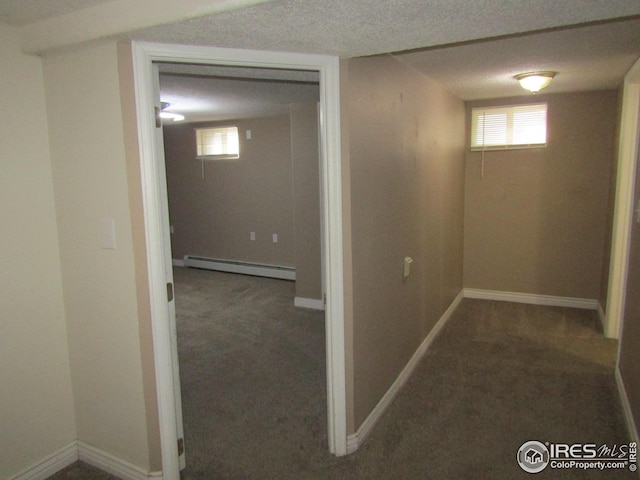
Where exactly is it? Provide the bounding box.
[131,0,640,57]
[395,17,640,100]
[158,16,640,120]
[8,0,640,57]
[3,0,640,111]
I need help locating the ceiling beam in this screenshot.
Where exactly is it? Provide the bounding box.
[19,0,272,55]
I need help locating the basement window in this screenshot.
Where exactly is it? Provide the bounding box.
[470,103,547,151]
[195,126,240,160]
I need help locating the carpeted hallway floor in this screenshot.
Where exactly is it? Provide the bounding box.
[48,268,634,479]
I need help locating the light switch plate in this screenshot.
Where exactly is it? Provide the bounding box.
[101,218,116,250]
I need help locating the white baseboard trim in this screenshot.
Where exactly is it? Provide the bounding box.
[346,289,464,453]
[294,297,325,311]
[78,441,162,480]
[7,441,162,480]
[463,288,598,310]
[7,442,78,480]
[172,258,184,267]
[615,367,640,446]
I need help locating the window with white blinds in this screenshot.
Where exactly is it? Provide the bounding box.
[470,103,547,151]
[195,126,240,159]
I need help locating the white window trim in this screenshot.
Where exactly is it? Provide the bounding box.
[470,103,547,151]
[470,143,547,152]
[195,125,240,160]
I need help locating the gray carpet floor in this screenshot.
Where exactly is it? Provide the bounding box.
[47,268,634,479]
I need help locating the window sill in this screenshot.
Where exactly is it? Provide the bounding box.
[469,144,546,152]
[196,155,240,161]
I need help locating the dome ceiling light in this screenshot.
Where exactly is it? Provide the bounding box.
[515,72,556,93]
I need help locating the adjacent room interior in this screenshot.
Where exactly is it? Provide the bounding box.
[159,63,323,309]
[158,64,327,475]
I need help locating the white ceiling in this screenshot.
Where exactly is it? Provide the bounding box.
[2,0,640,115]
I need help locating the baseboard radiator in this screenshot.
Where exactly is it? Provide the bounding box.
[183,255,296,281]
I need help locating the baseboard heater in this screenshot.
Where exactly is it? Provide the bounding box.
[183,255,296,281]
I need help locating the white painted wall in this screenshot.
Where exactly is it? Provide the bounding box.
[0,23,77,479]
[43,42,153,471]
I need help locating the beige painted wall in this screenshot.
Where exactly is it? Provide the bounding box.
[290,102,322,300]
[619,145,640,442]
[617,60,640,442]
[164,115,295,267]
[164,106,323,301]
[43,42,154,471]
[599,88,624,310]
[339,58,356,433]
[0,23,77,480]
[464,91,617,299]
[117,42,162,471]
[343,55,465,427]
[619,131,640,438]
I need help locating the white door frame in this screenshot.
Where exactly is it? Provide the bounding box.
[606,57,640,340]
[130,41,348,480]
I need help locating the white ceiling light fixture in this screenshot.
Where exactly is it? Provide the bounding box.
[515,71,556,93]
[160,101,185,122]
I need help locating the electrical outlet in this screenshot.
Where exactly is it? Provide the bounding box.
[272,233,278,243]
[250,232,256,241]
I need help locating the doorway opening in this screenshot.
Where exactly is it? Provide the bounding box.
[158,62,326,476]
[130,42,347,480]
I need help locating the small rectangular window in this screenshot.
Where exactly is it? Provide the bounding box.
[470,103,547,151]
[195,126,240,160]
